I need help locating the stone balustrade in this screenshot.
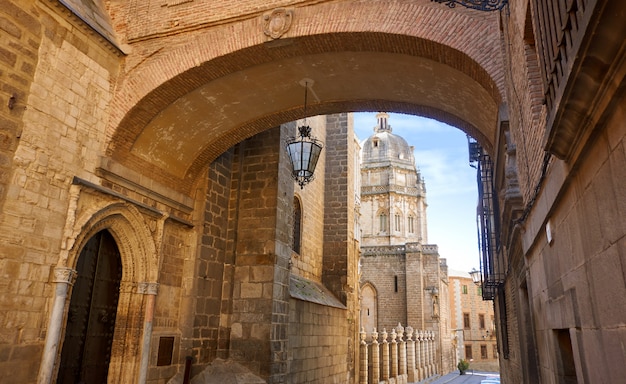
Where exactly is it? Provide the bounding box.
[360,324,438,384]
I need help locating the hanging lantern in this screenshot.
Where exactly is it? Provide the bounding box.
[286,125,323,188]
[285,79,324,189]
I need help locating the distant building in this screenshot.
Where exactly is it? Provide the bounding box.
[448,270,498,372]
[358,112,453,374]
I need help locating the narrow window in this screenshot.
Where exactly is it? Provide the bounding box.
[463,313,471,329]
[479,314,486,329]
[481,345,488,359]
[292,197,302,254]
[462,285,468,294]
[379,213,387,232]
[394,214,401,232]
[157,337,175,366]
[394,275,398,293]
[408,216,414,233]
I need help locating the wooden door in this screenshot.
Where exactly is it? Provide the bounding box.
[58,230,122,384]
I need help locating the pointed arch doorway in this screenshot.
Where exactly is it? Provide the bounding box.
[361,284,378,334]
[58,230,122,383]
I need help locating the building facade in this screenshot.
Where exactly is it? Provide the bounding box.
[0,1,625,383]
[358,113,453,375]
[448,270,498,373]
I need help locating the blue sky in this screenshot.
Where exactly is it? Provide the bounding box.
[353,112,479,273]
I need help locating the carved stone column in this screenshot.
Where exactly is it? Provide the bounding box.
[37,267,77,384]
[137,282,159,384]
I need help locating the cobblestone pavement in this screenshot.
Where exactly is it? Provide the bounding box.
[414,370,501,384]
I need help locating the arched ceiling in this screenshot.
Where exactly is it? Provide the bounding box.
[105,2,505,194]
[130,50,495,176]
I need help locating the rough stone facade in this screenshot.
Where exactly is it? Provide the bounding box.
[0,0,624,383]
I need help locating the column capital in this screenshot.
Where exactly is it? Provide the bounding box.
[137,282,159,295]
[53,267,77,285]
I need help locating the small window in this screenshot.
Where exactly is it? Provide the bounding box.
[394,275,398,292]
[373,139,379,148]
[465,345,473,360]
[408,216,414,233]
[379,213,387,232]
[463,313,470,329]
[292,197,302,254]
[481,345,488,359]
[462,285,468,294]
[479,314,486,329]
[394,214,401,232]
[157,336,175,366]
[477,286,483,296]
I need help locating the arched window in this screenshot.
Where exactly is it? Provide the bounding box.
[408,215,415,233]
[394,213,401,232]
[292,196,302,254]
[379,212,387,233]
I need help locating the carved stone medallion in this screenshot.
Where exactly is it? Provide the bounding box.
[263,8,294,40]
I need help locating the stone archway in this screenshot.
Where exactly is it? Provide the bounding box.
[43,194,162,384]
[103,1,505,195]
[360,283,378,334]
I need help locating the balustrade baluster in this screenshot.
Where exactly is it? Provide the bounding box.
[419,330,426,380]
[397,323,406,380]
[415,330,422,381]
[381,328,389,380]
[428,331,434,377]
[371,328,379,384]
[391,328,398,378]
[430,331,437,375]
[359,328,367,384]
[406,326,415,382]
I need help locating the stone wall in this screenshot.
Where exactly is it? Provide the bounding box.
[360,253,408,331]
[515,93,626,383]
[288,299,349,383]
[360,245,453,375]
[0,2,121,381]
[497,1,626,382]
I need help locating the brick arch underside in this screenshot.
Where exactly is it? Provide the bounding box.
[107,5,504,194]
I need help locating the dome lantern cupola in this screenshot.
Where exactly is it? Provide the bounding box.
[375,112,392,133]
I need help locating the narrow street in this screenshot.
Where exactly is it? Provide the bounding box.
[415,371,500,384]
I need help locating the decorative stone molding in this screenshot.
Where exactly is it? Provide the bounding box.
[263,9,293,40]
[53,267,77,285]
[137,282,159,295]
[162,0,193,6]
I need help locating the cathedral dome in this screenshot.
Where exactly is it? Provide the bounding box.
[361,112,415,167]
